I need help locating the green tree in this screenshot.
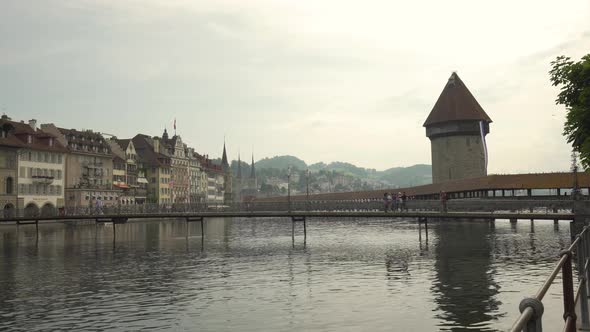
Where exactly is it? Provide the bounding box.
[549,54,590,169]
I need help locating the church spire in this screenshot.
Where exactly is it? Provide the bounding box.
[250,153,256,179]
[221,141,230,172]
[237,152,242,179]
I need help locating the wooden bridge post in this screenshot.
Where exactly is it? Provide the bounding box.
[303,218,307,239]
[418,218,422,242]
[292,218,295,241]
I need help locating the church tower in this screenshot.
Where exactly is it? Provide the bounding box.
[221,142,233,203]
[249,153,257,190]
[424,72,492,183]
[235,152,243,202]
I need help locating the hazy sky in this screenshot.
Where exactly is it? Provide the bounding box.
[1,0,589,172]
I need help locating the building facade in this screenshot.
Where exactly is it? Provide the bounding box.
[5,118,67,216]
[424,72,492,184]
[161,129,189,204]
[132,135,172,204]
[108,138,148,205]
[186,147,204,203]
[0,119,23,217]
[41,124,118,209]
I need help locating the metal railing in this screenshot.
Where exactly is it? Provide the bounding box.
[510,224,590,332]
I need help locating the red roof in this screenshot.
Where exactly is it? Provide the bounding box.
[423,72,492,127]
[0,118,67,153]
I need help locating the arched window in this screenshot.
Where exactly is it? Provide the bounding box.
[6,177,13,194]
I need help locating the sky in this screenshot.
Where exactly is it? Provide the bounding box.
[1,0,589,173]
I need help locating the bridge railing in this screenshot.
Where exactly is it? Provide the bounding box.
[1,198,574,220]
[510,224,590,332]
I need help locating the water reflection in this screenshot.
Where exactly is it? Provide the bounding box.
[0,219,574,331]
[433,221,500,331]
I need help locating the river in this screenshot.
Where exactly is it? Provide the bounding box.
[0,218,571,331]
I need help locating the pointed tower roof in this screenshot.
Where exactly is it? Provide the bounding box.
[221,141,230,172]
[423,72,492,127]
[250,153,256,179]
[237,152,242,179]
[162,128,169,140]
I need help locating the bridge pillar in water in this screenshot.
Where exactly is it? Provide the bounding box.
[186,217,205,239]
[292,216,307,240]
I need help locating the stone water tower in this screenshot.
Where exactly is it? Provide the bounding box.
[424,72,492,183]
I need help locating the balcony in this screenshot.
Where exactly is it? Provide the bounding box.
[32,175,54,185]
[82,161,103,169]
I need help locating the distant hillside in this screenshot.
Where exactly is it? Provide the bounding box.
[377,164,432,187]
[224,155,432,189]
[255,155,307,170]
[309,161,377,178]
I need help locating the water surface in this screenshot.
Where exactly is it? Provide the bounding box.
[0,218,572,331]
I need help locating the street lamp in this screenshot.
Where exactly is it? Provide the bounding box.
[287,166,291,213]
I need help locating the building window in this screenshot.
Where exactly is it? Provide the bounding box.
[19,167,26,178]
[19,184,25,194]
[6,177,13,194]
[58,155,62,163]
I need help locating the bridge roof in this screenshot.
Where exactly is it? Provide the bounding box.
[255,172,590,201]
[423,72,492,127]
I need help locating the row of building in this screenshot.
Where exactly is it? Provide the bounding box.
[0,115,258,217]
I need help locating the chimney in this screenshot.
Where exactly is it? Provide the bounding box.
[153,137,160,153]
[28,119,37,131]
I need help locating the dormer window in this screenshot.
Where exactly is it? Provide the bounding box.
[49,138,53,147]
[27,135,32,143]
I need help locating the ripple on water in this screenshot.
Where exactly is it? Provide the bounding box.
[0,219,573,331]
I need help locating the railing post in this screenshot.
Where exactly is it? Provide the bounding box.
[586,229,590,296]
[561,250,577,331]
[576,237,590,329]
[519,297,544,332]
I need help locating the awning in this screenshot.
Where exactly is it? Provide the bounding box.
[114,183,130,189]
[137,178,149,184]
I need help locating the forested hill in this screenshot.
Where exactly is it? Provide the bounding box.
[227,155,432,190]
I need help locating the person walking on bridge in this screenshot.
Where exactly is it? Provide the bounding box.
[440,191,448,213]
[401,192,408,211]
[383,193,390,212]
